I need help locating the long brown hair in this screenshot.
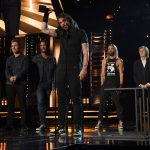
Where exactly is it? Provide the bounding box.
[106,44,118,60]
[57,13,79,30]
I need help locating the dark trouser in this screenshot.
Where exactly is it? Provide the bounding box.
[36,85,51,125]
[6,84,26,126]
[99,85,123,122]
[56,65,83,128]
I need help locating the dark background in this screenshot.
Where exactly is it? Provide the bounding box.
[52,0,150,88]
[51,0,150,121]
[1,0,150,122]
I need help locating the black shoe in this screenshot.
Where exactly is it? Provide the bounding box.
[4,124,13,132]
[20,125,29,133]
[58,127,67,136]
[50,126,67,137]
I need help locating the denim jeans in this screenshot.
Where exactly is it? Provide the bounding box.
[36,85,51,125]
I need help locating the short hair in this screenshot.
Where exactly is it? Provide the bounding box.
[11,38,19,45]
[138,46,149,58]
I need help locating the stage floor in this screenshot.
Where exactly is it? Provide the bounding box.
[0,121,150,150]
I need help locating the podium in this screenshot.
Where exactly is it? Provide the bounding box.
[104,87,150,139]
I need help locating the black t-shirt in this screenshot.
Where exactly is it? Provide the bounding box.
[104,58,120,88]
[41,58,48,83]
[56,28,88,67]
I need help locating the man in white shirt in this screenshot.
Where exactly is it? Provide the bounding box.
[133,46,150,88]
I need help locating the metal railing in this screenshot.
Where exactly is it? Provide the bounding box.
[104,87,150,138]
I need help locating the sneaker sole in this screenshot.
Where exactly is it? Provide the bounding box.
[118,126,123,130]
[59,133,67,136]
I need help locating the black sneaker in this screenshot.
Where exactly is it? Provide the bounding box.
[58,127,67,136]
[73,126,82,136]
[4,124,13,132]
[20,126,29,134]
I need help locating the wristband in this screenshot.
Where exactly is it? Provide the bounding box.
[43,12,49,22]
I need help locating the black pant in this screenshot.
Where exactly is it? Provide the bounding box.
[6,84,26,126]
[56,65,83,128]
[98,85,123,121]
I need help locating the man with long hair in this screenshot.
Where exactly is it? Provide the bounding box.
[41,10,89,136]
[95,44,124,130]
[32,40,56,131]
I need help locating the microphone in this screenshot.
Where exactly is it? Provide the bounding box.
[39,5,54,13]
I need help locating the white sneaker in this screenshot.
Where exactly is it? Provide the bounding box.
[58,128,67,136]
[36,124,47,131]
[118,120,123,130]
[95,120,102,129]
[73,128,82,136]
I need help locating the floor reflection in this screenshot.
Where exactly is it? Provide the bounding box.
[0,122,150,150]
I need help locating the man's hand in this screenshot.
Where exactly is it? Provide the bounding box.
[9,76,14,82]
[145,83,150,88]
[47,7,53,14]
[9,76,16,83]
[12,76,17,82]
[79,68,87,80]
[139,84,147,88]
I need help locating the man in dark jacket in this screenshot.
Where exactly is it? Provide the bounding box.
[133,46,150,130]
[133,46,150,88]
[5,39,28,132]
[32,40,56,131]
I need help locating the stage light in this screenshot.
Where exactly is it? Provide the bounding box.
[29,0,33,10]
[106,14,113,20]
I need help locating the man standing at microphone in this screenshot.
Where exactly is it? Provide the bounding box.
[41,8,89,136]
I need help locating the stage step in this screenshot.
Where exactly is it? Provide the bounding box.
[0,0,57,35]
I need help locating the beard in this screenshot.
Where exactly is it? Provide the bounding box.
[62,25,69,31]
[13,50,20,54]
[40,48,47,53]
[108,51,115,56]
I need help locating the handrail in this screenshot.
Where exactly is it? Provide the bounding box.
[104,87,150,138]
[104,87,144,91]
